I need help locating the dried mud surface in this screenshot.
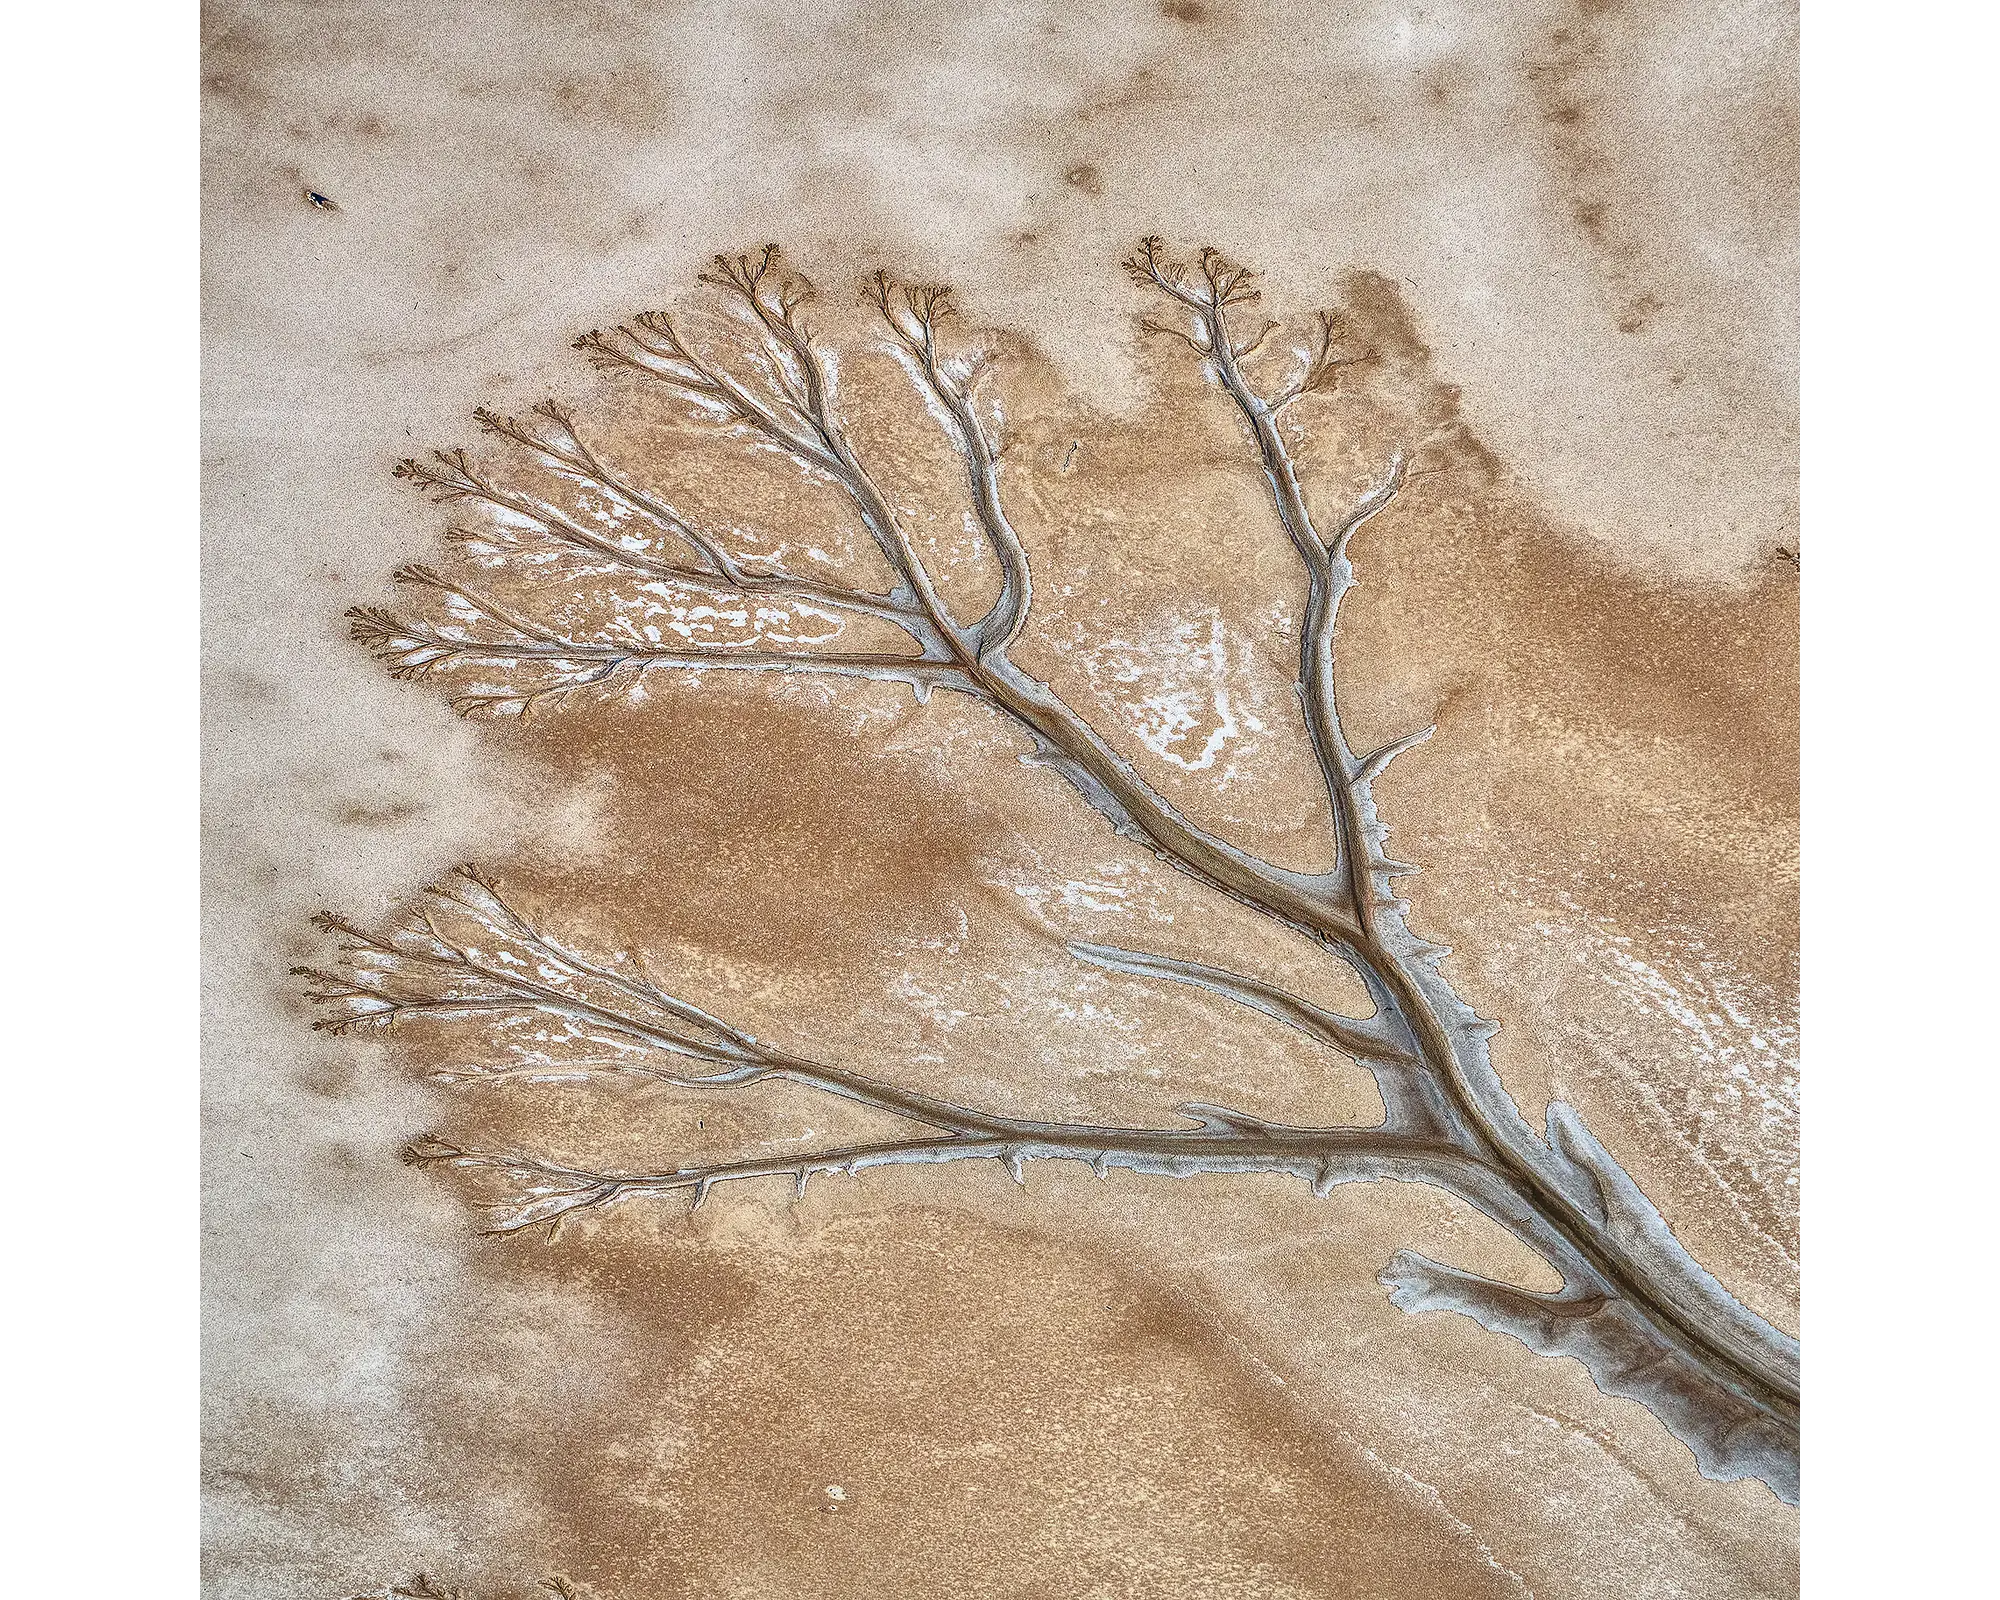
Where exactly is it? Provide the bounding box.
[204,3,1797,1596]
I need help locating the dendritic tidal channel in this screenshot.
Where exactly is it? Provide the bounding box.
[302,241,1800,1516]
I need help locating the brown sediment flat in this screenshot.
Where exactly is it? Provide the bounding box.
[204,2,1797,1596]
